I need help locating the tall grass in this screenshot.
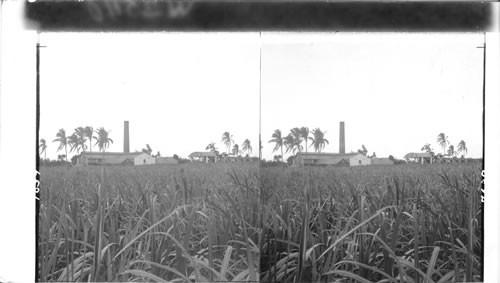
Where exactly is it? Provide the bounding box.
[260,163,483,282]
[40,162,482,282]
[39,163,259,282]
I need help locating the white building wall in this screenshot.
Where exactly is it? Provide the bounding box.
[349,154,371,166]
[134,153,155,166]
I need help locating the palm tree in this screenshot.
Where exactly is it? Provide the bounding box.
[283,134,296,154]
[67,133,80,154]
[299,127,310,152]
[290,128,303,153]
[142,144,152,155]
[39,139,47,160]
[242,139,252,156]
[437,133,449,155]
[53,129,68,161]
[457,140,468,157]
[421,143,432,153]
[206,142,218,154]
[221,132,234,154]
[269,129,284,161]
[83,126,94,152]
[358,145,368,156]
[94,127,113,152]
[74,127,88,153]
[309,128,329,153]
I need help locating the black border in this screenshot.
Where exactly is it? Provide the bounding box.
[35,36,41,283]
[25,1,492,32]
[481,32,486,282]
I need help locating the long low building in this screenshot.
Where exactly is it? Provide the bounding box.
[294,152,394,167]
[77,152,142,166]
[294,152,371,167]
[77,152,178,166]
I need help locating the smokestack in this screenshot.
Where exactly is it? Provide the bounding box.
[124,121,130,153]
[339,121,345,154]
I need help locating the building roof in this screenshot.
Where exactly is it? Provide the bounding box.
[81,152,143,157]
[189,151,217,158]
[404,152,433,159]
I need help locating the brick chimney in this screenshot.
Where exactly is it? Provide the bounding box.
[124,121,130,153]
[339,121,345,154]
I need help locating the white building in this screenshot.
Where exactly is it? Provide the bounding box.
[349,153,371,166]
[134,153,156,165]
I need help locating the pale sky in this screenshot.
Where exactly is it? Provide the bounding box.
[40,32,261,159]
[261,33,484,160]
[39,32,484,161]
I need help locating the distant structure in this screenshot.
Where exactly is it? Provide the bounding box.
[404,152,433,164]
[189,152,218,163]
[294,152,394,167]
[134,153,155,165]
[294,152,370,167]
[76,120,179,166]
[292,121,394,167]
[124,121,130,153]
[77,152,178,166]
[339,121,345,154]
[188,151,257,163]
[78,152,141,166]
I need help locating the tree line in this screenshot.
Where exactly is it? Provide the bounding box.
[40,128,255,163]
[268,127,329,162]
[421,133,468,158]
[39,128,470,164]
[205,132,253,158]
[39,126,113,162]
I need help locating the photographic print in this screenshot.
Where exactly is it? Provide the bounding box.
[35,32,261,282]
[259,33,485,282]
[37,32,486,283]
